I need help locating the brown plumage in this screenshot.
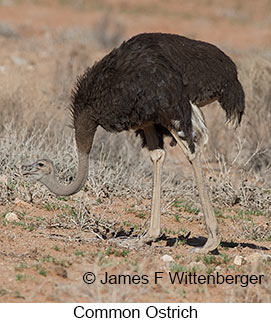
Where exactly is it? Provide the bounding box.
[71,32,245,153]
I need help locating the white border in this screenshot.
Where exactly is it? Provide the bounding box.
[1,303,269,322]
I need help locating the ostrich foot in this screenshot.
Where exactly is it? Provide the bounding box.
[190,236,220,254]
[109,231,160,249]
[137,229,160,245]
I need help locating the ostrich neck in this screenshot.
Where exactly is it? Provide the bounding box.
[41,151,89,196]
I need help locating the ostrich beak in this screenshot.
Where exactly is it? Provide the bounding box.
[21,159,52,181]
[21,163,36,176]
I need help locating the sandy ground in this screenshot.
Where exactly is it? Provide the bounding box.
[0,0,271,303]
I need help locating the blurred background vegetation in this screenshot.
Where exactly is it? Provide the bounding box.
[0,0,270,212]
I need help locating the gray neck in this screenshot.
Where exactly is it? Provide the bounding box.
[40,151,89,196]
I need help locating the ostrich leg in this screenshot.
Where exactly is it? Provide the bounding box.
[144,148,165,241]
[141,125,165,243]
[189,150,220,252]
[170,128,220,253]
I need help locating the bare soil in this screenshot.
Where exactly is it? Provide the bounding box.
[0,0,270,303]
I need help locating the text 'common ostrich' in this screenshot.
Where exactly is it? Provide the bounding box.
[22,33,245,253]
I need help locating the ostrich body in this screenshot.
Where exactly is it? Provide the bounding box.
[22,33,245,253]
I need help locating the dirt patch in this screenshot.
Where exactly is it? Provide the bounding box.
[0,198,270,302]
[0,0,270,303]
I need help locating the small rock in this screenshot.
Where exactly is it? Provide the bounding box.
[161,255,174,263]
[233,255,244,266]
[0,66,7,73]
[5,212,19,222]
[11,55,29,66]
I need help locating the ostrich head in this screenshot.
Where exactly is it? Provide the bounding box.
[22,159,55,182]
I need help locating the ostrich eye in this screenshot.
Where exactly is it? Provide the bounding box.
[38,162,45,167]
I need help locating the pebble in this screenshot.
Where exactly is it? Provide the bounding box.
[0,65,7,73]
[161,254,174,263]
[233,255,244,266]
[11,55,29,66]
[5,212,19,222]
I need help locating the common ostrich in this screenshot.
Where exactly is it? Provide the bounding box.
[22,33,245,253]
